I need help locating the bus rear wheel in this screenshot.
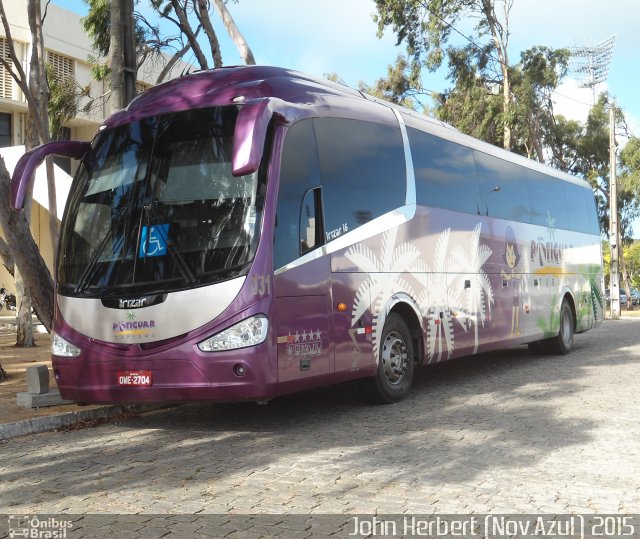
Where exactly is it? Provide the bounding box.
[365,313,415,404]
[545,298,574,355]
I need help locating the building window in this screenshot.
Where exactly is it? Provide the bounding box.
[0,113,11,147]
[0,38,13,99]
[47,50,74,82]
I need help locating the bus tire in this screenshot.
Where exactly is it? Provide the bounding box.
[365,313,415,404]
[545,298,574,355]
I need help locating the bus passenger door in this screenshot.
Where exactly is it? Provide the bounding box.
[273,188,332,387]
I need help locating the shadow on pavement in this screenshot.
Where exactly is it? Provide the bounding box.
[0,319,637,506]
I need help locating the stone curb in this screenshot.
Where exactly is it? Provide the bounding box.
[0,403,173,441]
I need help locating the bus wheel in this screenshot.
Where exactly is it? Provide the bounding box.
[545,298,574,355]
[365,313,415,404]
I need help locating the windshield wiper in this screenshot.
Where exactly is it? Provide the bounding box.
[74,233,123,294]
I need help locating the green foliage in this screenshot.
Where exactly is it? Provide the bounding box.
[358,55,424,110]
[602,241,611,286]
[88,55,111,83]
[433,44,569,157]
[510,46,569,158]
[82,0,148,58]
[579,264,605,326]
[432,44,503,146]
[572,95,639,239]
[46,64,79,141]
[623,242,640,289]
[537,294,560,338]
[374,0,468,72]
[82,0,111,57]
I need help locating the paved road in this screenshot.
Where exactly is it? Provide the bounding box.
[1,319,638,530]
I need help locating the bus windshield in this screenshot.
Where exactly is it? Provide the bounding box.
[58,106,264,297]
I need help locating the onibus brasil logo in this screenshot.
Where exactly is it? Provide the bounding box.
[8,515,73,538]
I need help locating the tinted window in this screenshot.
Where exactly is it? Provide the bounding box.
[562,181,600,235]
[58,107,263,296]
[0,113,10,148]
[408,128,479,214]
[314,118,405,240]
[300,188,322,255]
[475,151,531,222]
[525,169,568,230]
[274,120,322,268]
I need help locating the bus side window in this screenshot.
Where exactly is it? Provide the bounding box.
[525,168,569,230]
[314,118,405,240]
[300,188,324,256]
[561,181,600,235]
[475,151,531,223]
[274,119,322,269]
[408,128,480,215]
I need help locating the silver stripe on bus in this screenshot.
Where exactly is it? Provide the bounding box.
[274,205,416,276]
[391,108,416,206]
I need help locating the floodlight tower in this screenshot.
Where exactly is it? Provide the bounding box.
[569,35,616,104]
[571,35,619,317]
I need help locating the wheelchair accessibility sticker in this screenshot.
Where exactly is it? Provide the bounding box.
[139,224,169,258]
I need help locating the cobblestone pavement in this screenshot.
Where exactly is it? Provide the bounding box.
[0,319,638,524]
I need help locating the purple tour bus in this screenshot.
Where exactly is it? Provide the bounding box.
[11,66,604,404]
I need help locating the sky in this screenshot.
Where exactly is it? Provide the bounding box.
[51,0,639,131]
[52,0,640,233]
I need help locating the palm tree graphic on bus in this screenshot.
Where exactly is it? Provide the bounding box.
[345,224,493,363]
[346,228,420,360]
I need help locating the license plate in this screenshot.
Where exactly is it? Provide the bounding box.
[117,370,152,386]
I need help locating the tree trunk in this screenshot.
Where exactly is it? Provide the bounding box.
[501,65,511,151]
[480,0,511,151]
[0,158,54,332]
[17,0,51,347]
[122,0,137,104]
[156,41,192,84]
[196,0,223,68]
[0,0,56,345]
[110,0,124,110]
[211,0,256,65]
[169,0,209,70]
[110,0,137,110]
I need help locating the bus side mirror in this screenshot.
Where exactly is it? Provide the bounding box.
[232,97,288,177]
[11,140,90,211]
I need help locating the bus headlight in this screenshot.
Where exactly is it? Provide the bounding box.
[197,315,269,352]
[51,332,81,357]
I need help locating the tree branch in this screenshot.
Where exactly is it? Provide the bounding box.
[195,0,222,67]
[167,0,209,69]
[212,0,255,65]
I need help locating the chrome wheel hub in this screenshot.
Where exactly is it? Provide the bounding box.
[381,331,408,385]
